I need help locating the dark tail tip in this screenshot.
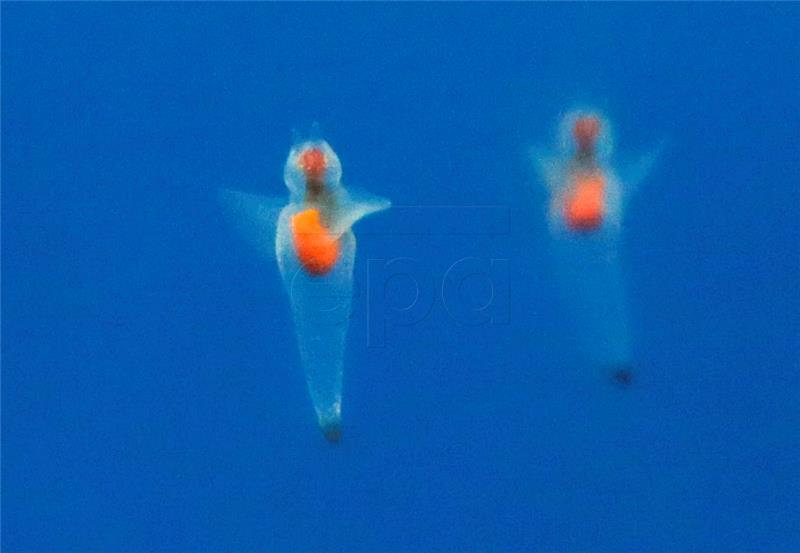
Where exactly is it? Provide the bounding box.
[322,423,342,444]
[609,364,634,387]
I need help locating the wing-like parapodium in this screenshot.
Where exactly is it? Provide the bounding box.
[330,187,391,237]
[219,188,285,261]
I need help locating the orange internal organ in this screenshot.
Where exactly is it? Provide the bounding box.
[291,208,340,276]
[564,172,606,232]
[298,147,327,179]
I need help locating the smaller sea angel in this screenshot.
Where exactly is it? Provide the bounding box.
[535,109,658,381]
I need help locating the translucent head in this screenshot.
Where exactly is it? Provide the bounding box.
[283,140,343,198]
[559,109,613,161]
[573,115,601,152]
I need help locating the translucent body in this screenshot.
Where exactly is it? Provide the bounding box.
[549,213,632,368]
[221,139,389,439]
[536,110,655,376]
[277,205,355,436]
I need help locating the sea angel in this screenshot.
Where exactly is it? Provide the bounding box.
[535,110,657,384]
[221,137,390,441]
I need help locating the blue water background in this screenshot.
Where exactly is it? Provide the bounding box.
[3,4,798,551]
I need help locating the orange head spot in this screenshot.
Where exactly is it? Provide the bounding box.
[564,172,606,232]
[290,208,340,276]
[298,148,327,180]
[573,115,601,153]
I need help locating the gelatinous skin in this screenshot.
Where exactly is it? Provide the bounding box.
[291,208,340,276]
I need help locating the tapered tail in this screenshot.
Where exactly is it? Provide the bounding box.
[608,363,635,387]
[321,421,342,443]
[317,411,342,444]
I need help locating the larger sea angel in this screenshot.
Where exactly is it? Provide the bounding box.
[221,138,390,442]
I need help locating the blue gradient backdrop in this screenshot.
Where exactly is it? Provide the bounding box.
[3,4,798,552]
